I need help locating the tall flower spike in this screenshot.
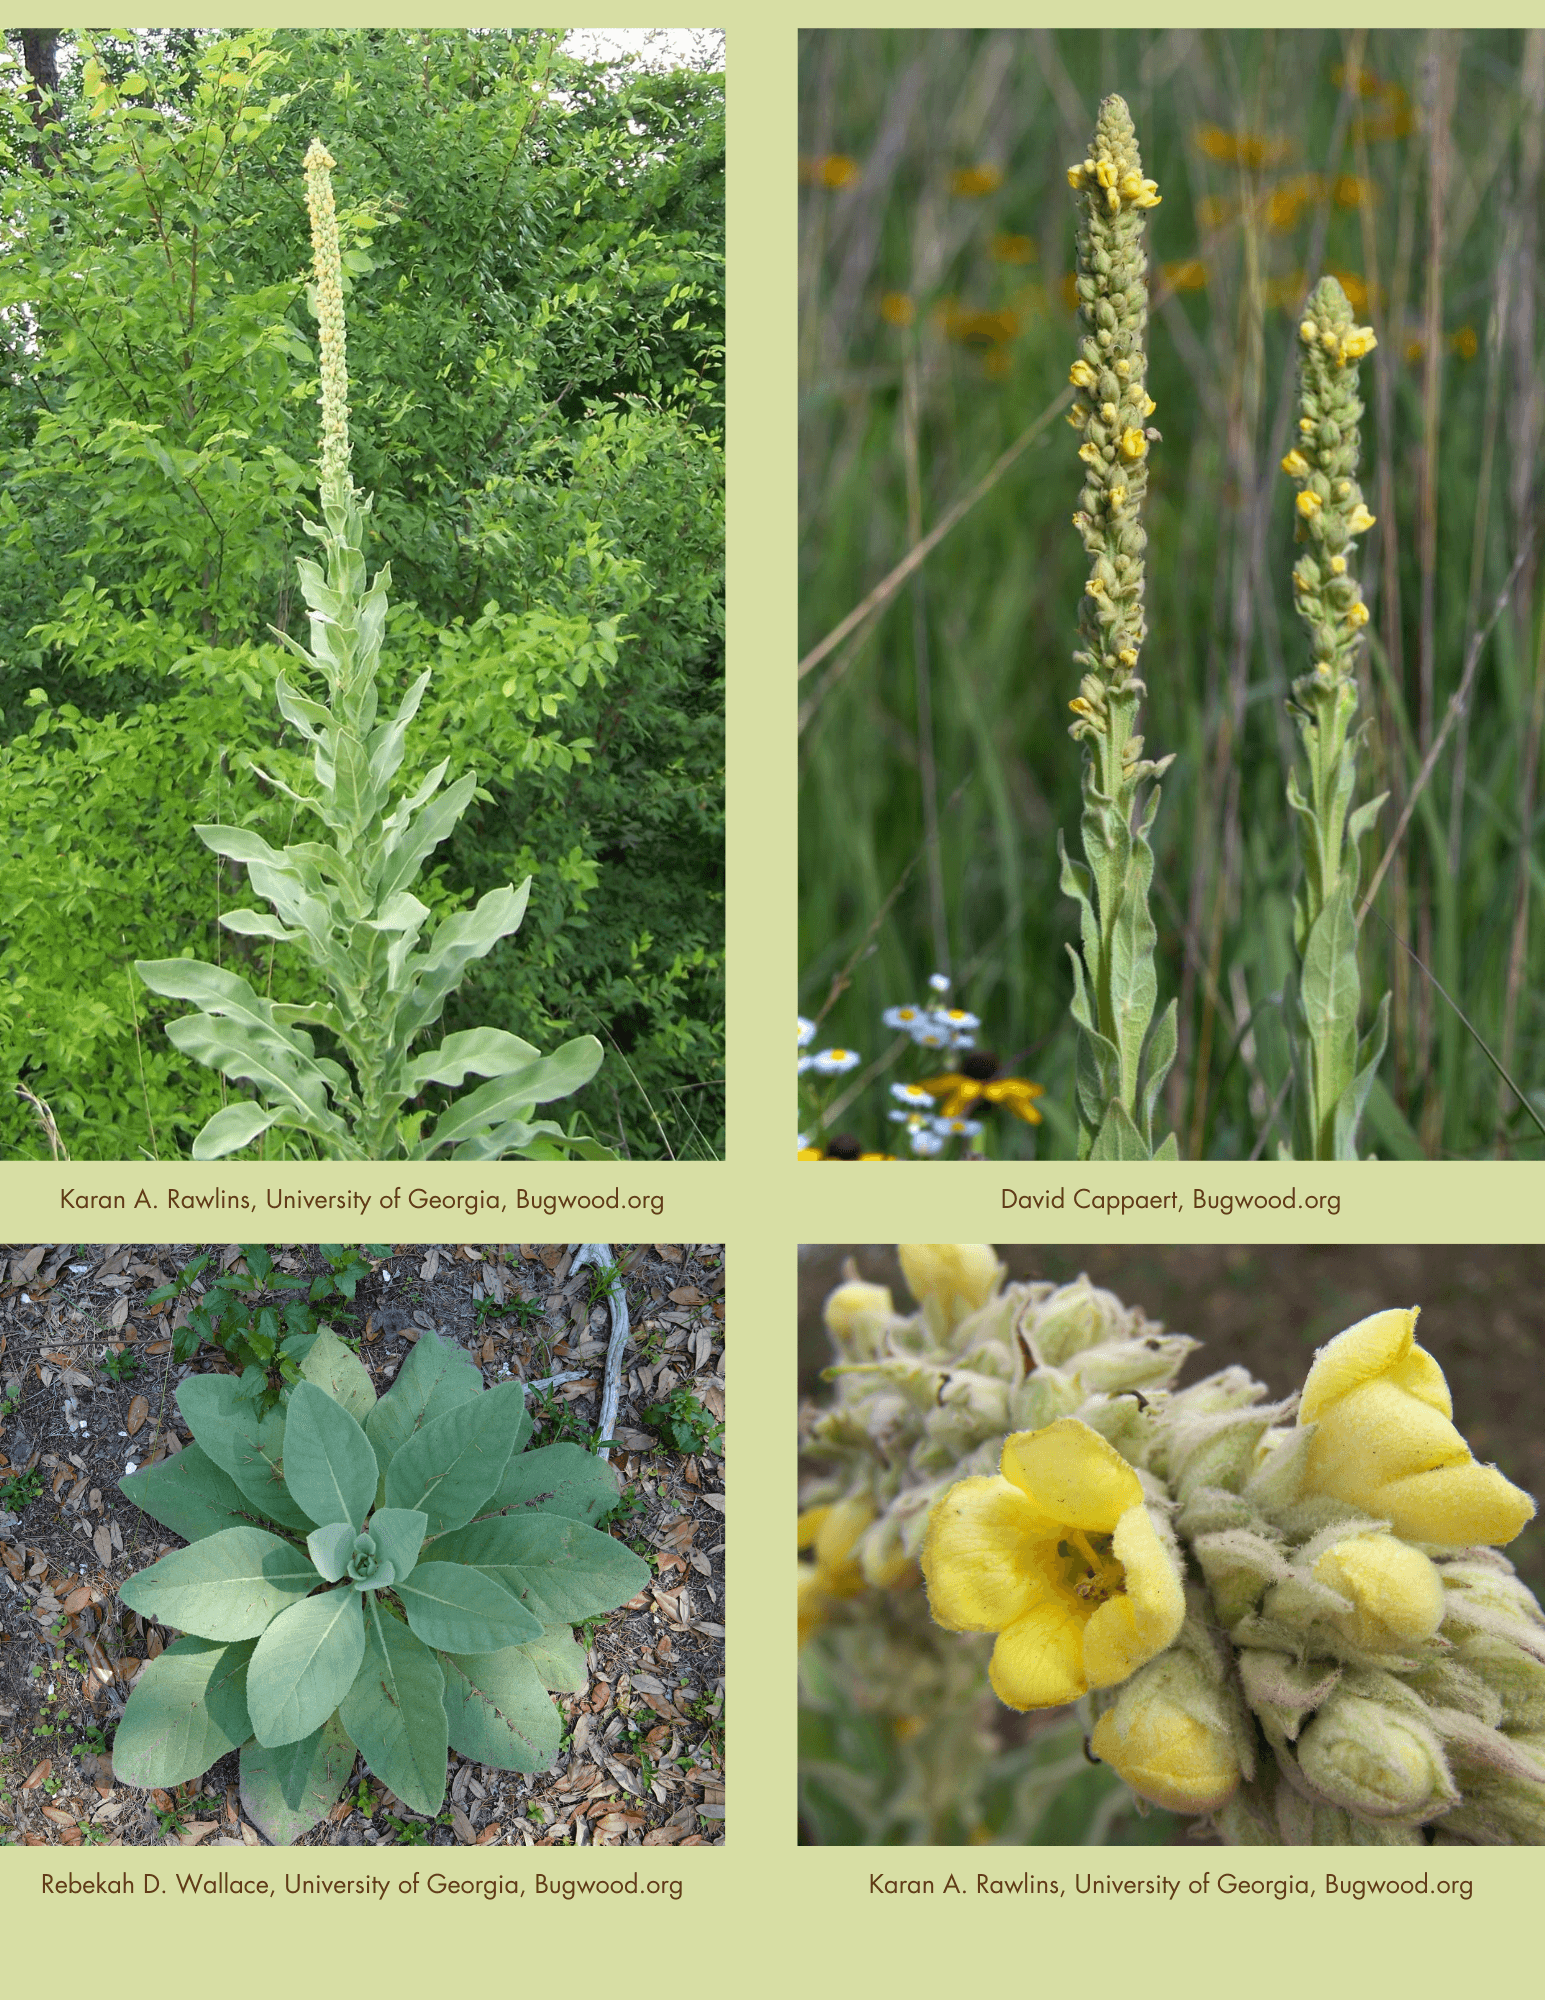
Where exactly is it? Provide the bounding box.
[1281,275,1389,1158]
[304,139,352,500]
[1058,97,1178,1160]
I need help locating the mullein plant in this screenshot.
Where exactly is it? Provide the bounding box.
[1279,278,1389,1159]
[137,141,608,1160]
[799,1247,1545,1843]
[1059,100,1178,1161]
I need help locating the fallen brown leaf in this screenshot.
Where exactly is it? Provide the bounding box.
[22,1758,52,1790]
[126,1396,149,1436]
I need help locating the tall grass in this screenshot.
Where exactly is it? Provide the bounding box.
[799,28,1545,1160]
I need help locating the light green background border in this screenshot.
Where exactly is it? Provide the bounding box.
[2,5,1542,1995]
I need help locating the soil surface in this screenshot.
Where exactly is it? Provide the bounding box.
[798,1242,1545,1597]
[0,1243,726,1849]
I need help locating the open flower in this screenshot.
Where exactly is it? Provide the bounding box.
[917,1049,1045,1125]
[921,1419,1185,1709]
[1298,1308,1537,1547]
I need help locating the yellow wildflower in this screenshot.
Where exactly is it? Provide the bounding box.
[1296,489,1322,518]
[1329,555,1347,575]
[1346,601,1370,628]
[1119,427,1147,460]
[823,1280,895,1360]
[1450,324,1478,361]
[1281,449,1310,480]
[1297,1308,1537,1547]
[800,153,859,189]
[1162,258,1207,293]
[1339,324,1378,363]
[1347,502,1377,536]
[879,291,915,328]
[1069,359,1098,391]
[949,163,1004,197]
[922,1419,1185,1710]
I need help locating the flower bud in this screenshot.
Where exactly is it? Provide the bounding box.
[898,1244,1001,1334]
[823,1280,896,1360]
[1296,1687,1456,1819]
[1298,1308,1537,1547]
[1312,1533,1445,1651]
[1090,1651,1242,1812]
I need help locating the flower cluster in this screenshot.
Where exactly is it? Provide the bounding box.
[877,975,1043,1158]
[303,138,353,498]
[801,1250,1544,1842]
[1284,276,1379,701]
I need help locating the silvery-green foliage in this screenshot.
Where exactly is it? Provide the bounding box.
[136,139,610,1162]
[113,1328,649,1841]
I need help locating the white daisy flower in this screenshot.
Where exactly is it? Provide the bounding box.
[927,972,952,994]
[882,1003,922,1030]
[809,1046,861,1075]
[912,1025,950,1048]
[938,1008,980,1031]
[797,1016,816,1047]
[909,1127,946,1156]
[890,1082,934,1105]
[932,1116,984,1137]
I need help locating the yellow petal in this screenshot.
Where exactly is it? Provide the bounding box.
[1299,1308,1422,1423]
[1000,1418,1142,1533]
[1082,1505,1185,1687]
[990,1600,1088,1709]
[1372,1460,1536,1548]
[921,1476,1051,1632]
[1307,1378,1471,1497]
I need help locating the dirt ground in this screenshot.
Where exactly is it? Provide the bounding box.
[798,1242,1545,1598]
[0,1242,726,1849]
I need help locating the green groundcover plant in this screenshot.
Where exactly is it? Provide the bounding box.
[112,1327,649,1842]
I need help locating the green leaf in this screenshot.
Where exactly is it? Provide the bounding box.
[395,1560,541,1653]
[308,1521,356,1583]
[189,1101,285,1157]
[281,1381,377,1529]
[112,1637,255,1791]
[176,1374,316,1534]
[239,1714,355,1845]
[384,1378,529,1534]
[401,1025,541,1094]
[481,1441,621,1526]
[519,1623,590,1693]
[119,1527,317,1641]
[1300,878,1361,1129]
[420,1514,649,1626]
[339,1599,448,1815]
[120,1443,258,1543]
[420,1038,604,1152]
[439,1646,561,1773]
[364,1326,482,1482]
[1331,989,1391,1161]
[1089,1099,1152,1161]
[298,1326,377,1425]
[368,1506,428,1580]
[246,1587,366,1748]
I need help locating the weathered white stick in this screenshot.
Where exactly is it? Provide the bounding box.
[568,1243,629,1460]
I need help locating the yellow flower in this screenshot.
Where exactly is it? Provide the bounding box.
[1338,325,1378,363]
[992,232,1037,264]
[1346,600,1370,628]
[898,1244,1000,1325]
[1329,555,1347,575]
[921,1419,1185,1710]
[949,163,1003,198]
[1297,1307,1537,1547]
[800,153,859,190]
[1119,427,1148,461]
[1281,449,1310,480]
[1161,258,1207,292]
[879,291,915,328]
[1347,502,1377,535]
[1312,1533,1444,1651]
[1069,359,1098,391]
[918,1060,1046,1127]
[1296,489,1322,518]
[798,1497,874,1646]
[1090,1656,1241,1811]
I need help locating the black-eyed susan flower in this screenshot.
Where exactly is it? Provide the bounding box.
[922,1419,1185,1709]
[916,1049,1045,1125]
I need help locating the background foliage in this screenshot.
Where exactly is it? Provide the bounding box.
[799,29,1545,1160]
[0,27,724,1159]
